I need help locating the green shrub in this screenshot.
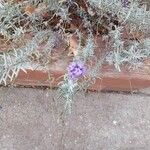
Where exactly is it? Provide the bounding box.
[0,0,149,112]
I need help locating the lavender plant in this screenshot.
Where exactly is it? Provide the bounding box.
[0,0,149,111]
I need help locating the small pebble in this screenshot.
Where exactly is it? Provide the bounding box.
[113,120,117,125]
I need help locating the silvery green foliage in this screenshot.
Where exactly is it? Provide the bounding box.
[106,38,150,70]
[88,0,150,32]
[104,25,150,71]
[59,32,95,112]
[0,0,150,112]
[0,30,55,85]
[87,0,150,70]
[0,2,23,39]
[82,32,95,61]
[56,5,71,22]
[0,40,38,85]
[43,0,60,10]
[88,0,150,66]
[59,75,79,113]
[105,27,125,71]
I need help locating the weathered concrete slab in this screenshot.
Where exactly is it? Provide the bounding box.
[0,88,149,150]
[139,88,150,95]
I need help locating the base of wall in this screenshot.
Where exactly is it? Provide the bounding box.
[13,66,150,92]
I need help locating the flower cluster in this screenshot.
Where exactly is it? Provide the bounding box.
[68,61,86,80]
[121,0,129,7]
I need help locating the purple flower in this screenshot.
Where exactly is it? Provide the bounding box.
[68,61,86,80]
[121,0,129,7]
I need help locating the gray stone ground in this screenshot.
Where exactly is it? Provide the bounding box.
[0,87,150,150]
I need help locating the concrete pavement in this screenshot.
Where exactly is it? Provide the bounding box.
[0,87,150,150]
